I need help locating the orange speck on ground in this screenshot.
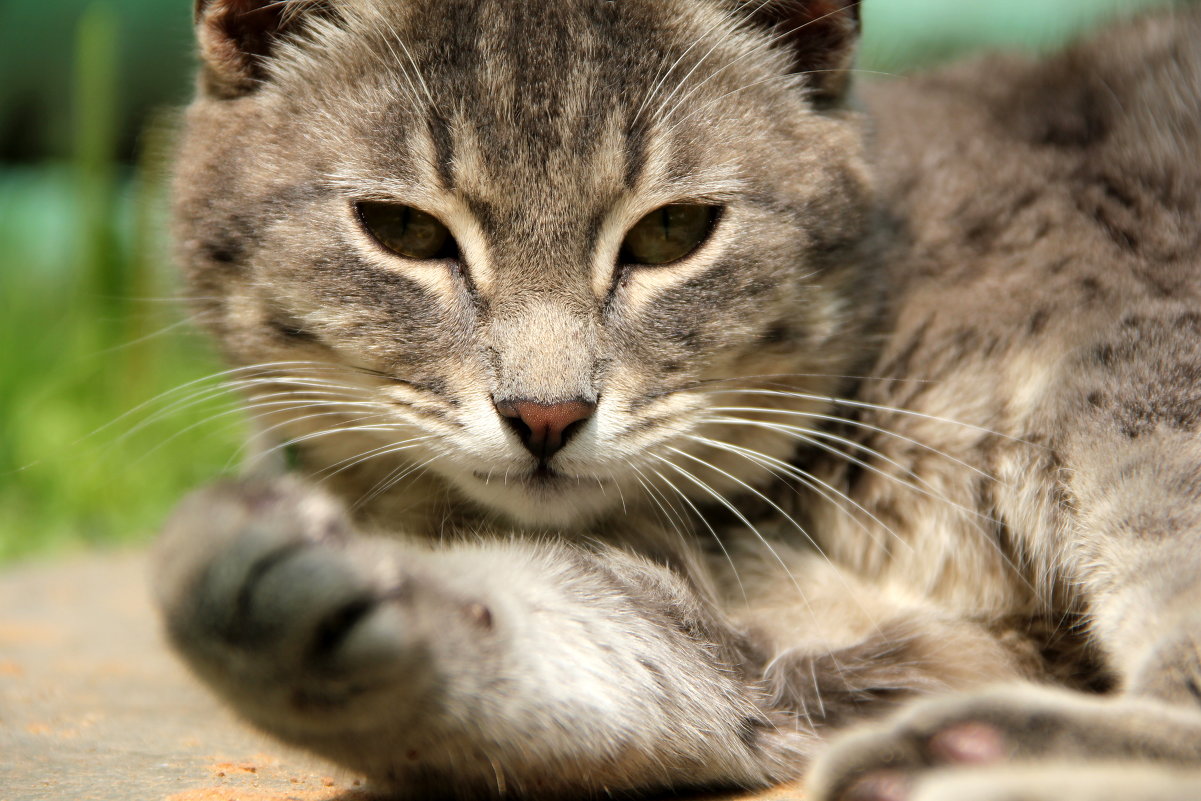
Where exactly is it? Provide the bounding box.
[209,761,259,776]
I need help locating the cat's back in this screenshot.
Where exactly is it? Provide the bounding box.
[864,5,1201,293]
[816,7,1201,610]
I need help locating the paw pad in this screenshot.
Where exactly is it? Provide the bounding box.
[926,721,1006,765]
[844,770,910,801]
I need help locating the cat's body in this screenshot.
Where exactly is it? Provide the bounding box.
[158,1,1201,798]
[803,18,1201,797]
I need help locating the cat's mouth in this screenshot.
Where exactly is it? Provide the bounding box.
[471,467,608,486]
[457,463,621,528]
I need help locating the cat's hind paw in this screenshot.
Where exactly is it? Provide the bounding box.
[845,764,1201,801]
[806,685,1201,801]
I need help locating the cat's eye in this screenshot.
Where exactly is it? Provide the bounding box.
[356,201,458,260]
[620,204,719,266]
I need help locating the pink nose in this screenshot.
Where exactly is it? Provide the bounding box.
[494,399,596,463]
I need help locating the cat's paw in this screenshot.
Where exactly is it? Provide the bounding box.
[805,685,1201,801]
[154,479,492,749]
[846,764,1201,801]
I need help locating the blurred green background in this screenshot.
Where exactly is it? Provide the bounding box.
[0,0,1183,562]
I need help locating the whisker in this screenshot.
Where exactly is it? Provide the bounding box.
[645,371,941,403]
[248,421,414,473]
[662,65,897,140]
[233,404,399,464]
[634,0,774,126]
[682,433,906,554]
[315,434,439,479]
[711,415,1002,525]
[710,415,955,497]
[629,469,696,560]
[636,464,749,605]
[95,314,211,357]
[88,359,346,442]
[353,452,442,511]
[648,450,812,607]
[707,405,996,482]
[118,383,378,446]
[654,2,859,127]
[655,446,902,649]
[704,387,1037,446]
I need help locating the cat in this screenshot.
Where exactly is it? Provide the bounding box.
[156,1,1201,799]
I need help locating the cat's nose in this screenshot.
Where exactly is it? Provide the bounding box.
[494,398,596,463]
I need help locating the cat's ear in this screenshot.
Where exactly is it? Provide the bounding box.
[743,0,861,106]
[193,0,318,97]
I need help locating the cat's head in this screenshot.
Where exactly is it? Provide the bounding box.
[175,0,878,529]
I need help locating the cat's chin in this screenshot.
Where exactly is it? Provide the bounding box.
[452,469,623,530]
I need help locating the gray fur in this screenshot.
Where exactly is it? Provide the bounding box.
[808,8,1201,800]
[159,1,1201,799]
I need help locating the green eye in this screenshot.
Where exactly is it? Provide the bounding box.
[620,204,718,265]
[357,201,457,260]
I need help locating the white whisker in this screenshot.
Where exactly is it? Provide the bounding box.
[683,433,906,554]
[707,405,996,482]
[637,464,749,605]
[649,450,811,606]
[704,387,1037,446]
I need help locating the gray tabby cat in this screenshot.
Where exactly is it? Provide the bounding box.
[156,0,1201,798]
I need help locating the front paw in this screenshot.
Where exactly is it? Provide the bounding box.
[806,685,1201,801]
[154,480,477,742]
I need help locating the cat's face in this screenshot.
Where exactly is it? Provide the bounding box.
[176,0,874,528]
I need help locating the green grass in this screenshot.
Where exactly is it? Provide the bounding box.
[0,160,246,561]
[0,5,243,561]
[0,0,1186,563]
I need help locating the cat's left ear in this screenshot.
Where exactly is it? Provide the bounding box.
[743,0,861,106]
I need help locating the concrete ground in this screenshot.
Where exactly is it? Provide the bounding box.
[0,552,804,801]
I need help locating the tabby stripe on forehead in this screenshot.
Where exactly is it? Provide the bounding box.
[427,113,455,192]
[624,122,650,189]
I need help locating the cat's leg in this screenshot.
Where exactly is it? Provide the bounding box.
[156,477,815,798]
[808,413,1201,799]
[714,540,1036,732]
[157,478,1003,797]
[1058,427,1201,709]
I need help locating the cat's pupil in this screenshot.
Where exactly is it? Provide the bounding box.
[357,201,456,260]
[621,204,718,265]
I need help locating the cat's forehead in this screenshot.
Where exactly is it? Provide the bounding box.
[278,0,793,207]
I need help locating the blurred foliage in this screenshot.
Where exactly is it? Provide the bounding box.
[859,0,1183,73]
[0,0,192,162]
[0,0,1186,562]
[1,3,243,561]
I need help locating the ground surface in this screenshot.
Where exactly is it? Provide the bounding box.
[0,552,805,801]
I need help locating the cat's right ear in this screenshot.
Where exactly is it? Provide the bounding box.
[742,0,861,106]
[193,0,315,97]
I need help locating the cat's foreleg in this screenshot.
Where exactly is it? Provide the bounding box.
[154,478,805,798]
[1057,429,1201,709]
